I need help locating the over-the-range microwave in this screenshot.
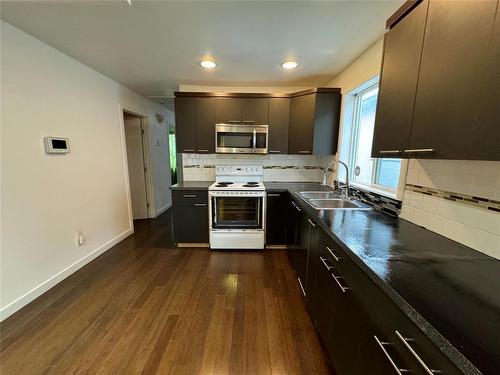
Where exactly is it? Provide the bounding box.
[215,123,268,154]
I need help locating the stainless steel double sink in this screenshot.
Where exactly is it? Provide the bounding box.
[298,191,371,210]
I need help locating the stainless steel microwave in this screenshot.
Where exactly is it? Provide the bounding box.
[215,124,268,154]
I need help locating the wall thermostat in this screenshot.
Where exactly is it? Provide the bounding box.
[44,137,70,154]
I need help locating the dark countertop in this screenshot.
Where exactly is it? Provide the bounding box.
[170,181,213,190]
[267,182,499,375]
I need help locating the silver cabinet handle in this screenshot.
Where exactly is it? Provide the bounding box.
[326,246,341,262]
[307,218,317,228]
[298,150,311,154]
[320,256,333,271]
[292,202,301,212]
[194,203,207,207]
[403,148,434,153]
[297,277,306,296]
[379,150,401,154]
[374,336,410,375]
[395,331,440,374]
[197,149,209,152]
[252,129,256,149]
[183,194,197,198]
[228,120,241,123]
[269,150,281,153]
[183,149,195,152]
[242,120,255,123]
[267,193,280,197]
[331,271,350,293]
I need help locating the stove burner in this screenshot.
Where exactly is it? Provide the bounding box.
[246,181,259,185]
[243,184,259,188]
[215,181,234,187]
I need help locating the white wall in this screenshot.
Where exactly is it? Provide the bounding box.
[0,21,171,320]
[328,36,500,260]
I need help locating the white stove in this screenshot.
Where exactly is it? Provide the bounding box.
[208,166,266,250]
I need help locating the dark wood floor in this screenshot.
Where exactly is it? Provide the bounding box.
[0,209,330,374]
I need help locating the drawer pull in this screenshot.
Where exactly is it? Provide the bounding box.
[307,218,317,228]
[197,149,209,152]
[292,202,301,212]
[326,246,341,262]
[320,256,333,271]
[379,150,401,154]
[298,150,311,154]
[395,330,441,374]
[242,120,255,123]
[228,120,241,123]
[194,203,207,207]
[183,149,195,152]
[331,271,350,293]
[269,150,281,153]
[374,335,410,375]
[403,148,434,153]
[183,194,197,198]
[297,277,306,296]
[267,193,280,197]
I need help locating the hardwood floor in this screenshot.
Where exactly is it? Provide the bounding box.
[0,210,330,374]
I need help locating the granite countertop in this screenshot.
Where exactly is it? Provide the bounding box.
[271,182,499,375]
[170,181,213,190]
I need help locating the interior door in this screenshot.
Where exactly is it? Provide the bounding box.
[124,114,148,219]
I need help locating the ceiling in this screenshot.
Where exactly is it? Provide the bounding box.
[1,0,403,102]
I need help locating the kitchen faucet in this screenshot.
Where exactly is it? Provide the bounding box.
[321,159,350,199]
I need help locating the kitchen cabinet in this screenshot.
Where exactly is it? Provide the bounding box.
[469,4,500,161]
[172,190,209,243]
[175,97,197,153]
[267,98,290,154]
[195,98,216,153]
[265,191,288,245]
[288,90,341,155]
[215,98,268,124]
[409,0,498,159]
[371,0,428,158]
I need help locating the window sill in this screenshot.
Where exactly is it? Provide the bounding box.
[349,181,399,201]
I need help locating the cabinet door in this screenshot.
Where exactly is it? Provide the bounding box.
[289,94,315,154]
[241,98,268,124]
[409,0,498,159]
[296,212,311,292]
[266,192,287,245]
[175,97,197,153]
[371,0,428,158]
[469,4,500,161]
[268,98,290,154]
[215,98,242,124]
[286,199,301,271]
[173,191,209,243]
[195,98,216,153]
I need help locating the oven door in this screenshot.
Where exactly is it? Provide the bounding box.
[215,124,268,154]
[212,196,263,229]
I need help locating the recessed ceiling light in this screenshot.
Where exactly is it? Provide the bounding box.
[282,61,298,69]
[200,60,216,69]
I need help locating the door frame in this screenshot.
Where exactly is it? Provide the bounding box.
[119,106,155,226]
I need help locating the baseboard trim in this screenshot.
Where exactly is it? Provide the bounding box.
[155,202,172,216]
[0,227,134,322]
[177,243,210,248]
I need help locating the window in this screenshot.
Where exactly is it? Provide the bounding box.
[342,80,402,194]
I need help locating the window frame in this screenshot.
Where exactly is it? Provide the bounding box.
[339,77,407,201]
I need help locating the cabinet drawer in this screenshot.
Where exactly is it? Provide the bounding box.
[320,236,461,374]
[172,190,208,205]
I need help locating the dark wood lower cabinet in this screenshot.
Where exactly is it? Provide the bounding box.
[172,190,209,243]
[286,197,462,375]
[265,191,288,245]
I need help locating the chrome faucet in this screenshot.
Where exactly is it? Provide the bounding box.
[321,159,350,199]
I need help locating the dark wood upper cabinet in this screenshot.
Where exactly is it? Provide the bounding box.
[195,98,216,153]
[409,0,498,159]
[289,91,341,155]
[268,98,290,154]
[469,5,500,161]
[175,97,197,153]
[215,98,242,124]
[241,98,268,124]
[371,0,428,158]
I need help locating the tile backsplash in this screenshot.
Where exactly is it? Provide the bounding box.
[400,159,500,259]
[180,153,335,183]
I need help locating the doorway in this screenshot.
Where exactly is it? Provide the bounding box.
[123,112,150,220]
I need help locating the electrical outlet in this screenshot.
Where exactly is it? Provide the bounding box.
[76,231,85,246]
